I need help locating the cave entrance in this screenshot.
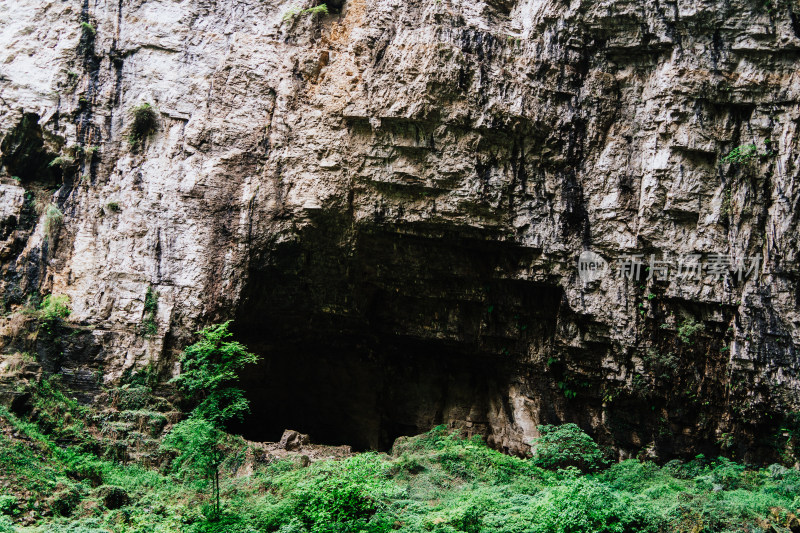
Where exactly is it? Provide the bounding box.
[234,335,514,451]
[232,222,561,451]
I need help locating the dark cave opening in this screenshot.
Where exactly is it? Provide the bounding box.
[232,334,515,451]
[230,222,562,451]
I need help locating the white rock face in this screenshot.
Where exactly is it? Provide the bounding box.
[0,0,798,457]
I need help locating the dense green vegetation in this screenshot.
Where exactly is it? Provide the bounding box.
[2,404,799,532]
[0,324,798,532]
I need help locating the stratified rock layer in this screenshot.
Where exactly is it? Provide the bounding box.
[0,0,798,460]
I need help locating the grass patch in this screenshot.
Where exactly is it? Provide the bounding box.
[42,204,64,242]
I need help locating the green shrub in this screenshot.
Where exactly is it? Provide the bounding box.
[140,287,158,338]
[43,518,111,532]
[286,453,394,530]
[531,423,605,472]
[38,294,70,333]
[677,317,704,344]
[0,516,13,533]
[187,513,259,533]
[111,385,153,410]
[95,484,129,509]
[0,496,16,517]
[283,3,328,20]
[303,4,328,16]
[48,156,75,169]
[63,451,104,487]
[49,485,83,517]
[79,22,96,36]
[521,476,660,533]
[127,103,159,147]
[39,294,71,322]
[721,144,758,164]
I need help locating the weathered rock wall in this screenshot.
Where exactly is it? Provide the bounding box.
[0,0,798,460]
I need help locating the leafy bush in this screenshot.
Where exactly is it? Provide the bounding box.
[39,294,71,322]
[0,516,13,533]
[63,451,104,487]
[79,22,96,36]
[284,453,395,531]
[677,317,704,344]
[303,4,328,16]
[283,3,329,20]
[111,385,153,411]
[531,423,605,472]
[721,144,759,164]
[38,294,70,333]
[188,514,259,533]
[48,156,76,169]
[161,416,222,480]
[127,103,159,147]
[49,484,83,517]
[95,484,129,510]
[520,476,660,533]
[44,518,110,532]
[0,496,17,517]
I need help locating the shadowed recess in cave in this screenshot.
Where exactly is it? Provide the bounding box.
[232,337,516,451]
[231,223,563,451]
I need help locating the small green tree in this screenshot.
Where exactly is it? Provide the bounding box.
[170,321,259,425]
[162,416,224,515]
[531,423,605,472]
[162,321,259,518]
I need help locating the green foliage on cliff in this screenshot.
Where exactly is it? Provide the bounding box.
[39,294,71,321]
[283,3,329,20]
[677,317,705,344]
[720,140,775,165]
[37,294,70,334]
[127,103,158,147]
[721,144,759,164]
[79,22,96,37]
[43,203,64,242]
[139,287,158,338]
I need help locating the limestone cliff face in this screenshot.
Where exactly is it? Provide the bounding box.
[0,0,798,460]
